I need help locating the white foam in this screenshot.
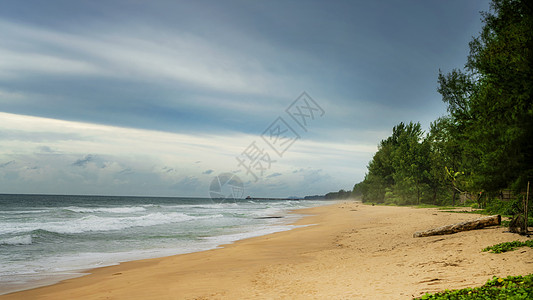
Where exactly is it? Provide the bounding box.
[64,206,147,213]
[171,203,240,209]
[0,235,32,245]
[249,207,285,217]
[1,210,51,214]
[0,213,223,235]
[201,225,303,245]
[0,198,331,295]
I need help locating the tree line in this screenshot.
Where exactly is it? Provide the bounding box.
[350,0,531,210]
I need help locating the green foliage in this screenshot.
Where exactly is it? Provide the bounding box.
[440,0,533,193]
[358,0,532,214]
[484,197,523,216]
[361,122,438,205]
[482,240,533,253]
[324,189,352,200]
[415,274,533,299]
[437,69,474,120]
[352,182,363,198]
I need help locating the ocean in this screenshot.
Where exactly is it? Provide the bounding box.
[0,194,330,294]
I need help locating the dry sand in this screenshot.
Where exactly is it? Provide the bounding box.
[2,201,532,299]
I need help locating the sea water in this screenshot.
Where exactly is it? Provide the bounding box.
[0,194,330,294]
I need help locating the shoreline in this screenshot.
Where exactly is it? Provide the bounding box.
[2,201,531,299]
[0,201,324,296]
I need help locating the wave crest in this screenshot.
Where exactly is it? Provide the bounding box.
[0,213,222,235]
[64,206,147,213]
[0,235,32,245]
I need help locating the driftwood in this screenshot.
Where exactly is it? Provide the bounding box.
[413,215,501,238]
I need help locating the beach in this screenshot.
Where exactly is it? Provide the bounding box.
[2,201,531,299]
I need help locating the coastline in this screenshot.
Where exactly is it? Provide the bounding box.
[2,201,531,299]
[0,199,324,296]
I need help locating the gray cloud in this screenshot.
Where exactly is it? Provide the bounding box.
[0,129,85,143]
[117,168,134,176]
[38,146,57,153]
[0,0,491,197]
[0,160,15,168]
[72,154,95,167]
[162,166,175,173]
[0,1,489,138]
[302,169,331,186]
[172,176,201,193]
[202,169,214,175]
[266,172,282,178]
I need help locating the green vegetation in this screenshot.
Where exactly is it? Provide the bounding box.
[482,240,533,253]
[353,0,532,216]
[324,189,352,200]
[415,274,533,299]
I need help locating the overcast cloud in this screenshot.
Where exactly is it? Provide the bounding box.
[0,0,490,197]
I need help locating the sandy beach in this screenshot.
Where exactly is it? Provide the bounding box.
[2,201,531,299]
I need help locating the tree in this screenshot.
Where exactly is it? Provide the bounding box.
[437,69,475,121]
[361,137,396,203]
[325,189,352,200]
[359,0,532,207]
[438,0,532,194]
[425,118,449,205]
[352,182,363,198]
[361,122,431,205]
[390,122,428,204]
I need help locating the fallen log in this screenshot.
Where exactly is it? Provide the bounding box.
[413,215,501,238]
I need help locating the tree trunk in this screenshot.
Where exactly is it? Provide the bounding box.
[415,178,419,205]
[417,184,420,205]
[524,181,530,234]
[451,189,456,207]
[413,215,501,238]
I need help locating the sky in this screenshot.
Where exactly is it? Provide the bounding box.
[0,0,491,198]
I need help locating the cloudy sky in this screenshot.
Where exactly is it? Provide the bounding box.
[0,0,490,198]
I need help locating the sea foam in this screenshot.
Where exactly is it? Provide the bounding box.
[64,206,147,213]
[0,212,222,235]
[0,235,33,245]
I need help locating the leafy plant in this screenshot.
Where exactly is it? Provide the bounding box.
[482,240,533,253]
[415,274,533,299]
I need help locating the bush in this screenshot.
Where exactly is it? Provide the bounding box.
[484,197,522,216]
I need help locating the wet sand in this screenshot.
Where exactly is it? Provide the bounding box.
[2,201,531,299]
